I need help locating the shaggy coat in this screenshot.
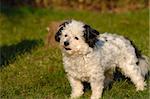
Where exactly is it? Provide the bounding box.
[55,20,149,99]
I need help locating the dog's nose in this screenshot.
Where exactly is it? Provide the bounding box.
[64,41,69,46]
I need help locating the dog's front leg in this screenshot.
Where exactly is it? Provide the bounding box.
[90,75,104,99]
[68,76,84,99]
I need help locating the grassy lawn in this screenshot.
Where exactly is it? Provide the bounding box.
[0,7,149,99]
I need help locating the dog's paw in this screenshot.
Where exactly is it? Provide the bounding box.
[91,95,101,99]
[136,82,147,91]
[70,91,83,99]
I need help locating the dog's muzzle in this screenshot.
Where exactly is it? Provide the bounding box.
[63,41,71,50]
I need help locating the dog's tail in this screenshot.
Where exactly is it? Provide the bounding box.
[138,55,150,77]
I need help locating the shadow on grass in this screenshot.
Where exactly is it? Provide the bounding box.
[0,39,43,67]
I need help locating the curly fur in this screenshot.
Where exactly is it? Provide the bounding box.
[55,20,149,99]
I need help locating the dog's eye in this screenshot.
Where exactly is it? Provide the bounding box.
[75,37,79,40]
[65,35,67,37]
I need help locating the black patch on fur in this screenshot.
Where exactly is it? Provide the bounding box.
[59,20,72,27]
[125,37,142,59]
[104,37,108,41]
[83,25,100,48]
[136,61,139,65]
[55,27,63,42]
[55,20,71,42]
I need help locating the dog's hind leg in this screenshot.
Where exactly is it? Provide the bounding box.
[118,63,146,91]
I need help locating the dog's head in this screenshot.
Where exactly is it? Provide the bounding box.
[55,20,100,55]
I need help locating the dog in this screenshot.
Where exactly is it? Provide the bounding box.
[55,20,149,99]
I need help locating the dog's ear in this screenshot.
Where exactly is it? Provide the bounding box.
[55,27,63,42]
[55,20,72,42]
[83,25,100,48]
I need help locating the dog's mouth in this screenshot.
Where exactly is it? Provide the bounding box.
[64,47,71,50]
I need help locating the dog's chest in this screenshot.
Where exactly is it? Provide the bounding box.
[63,55,94,81]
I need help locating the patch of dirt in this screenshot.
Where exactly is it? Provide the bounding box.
[45,21,61,48]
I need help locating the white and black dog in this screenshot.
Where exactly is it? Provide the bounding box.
[55,20,149,99]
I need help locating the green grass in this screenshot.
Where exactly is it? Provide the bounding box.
[0,7,149,99]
